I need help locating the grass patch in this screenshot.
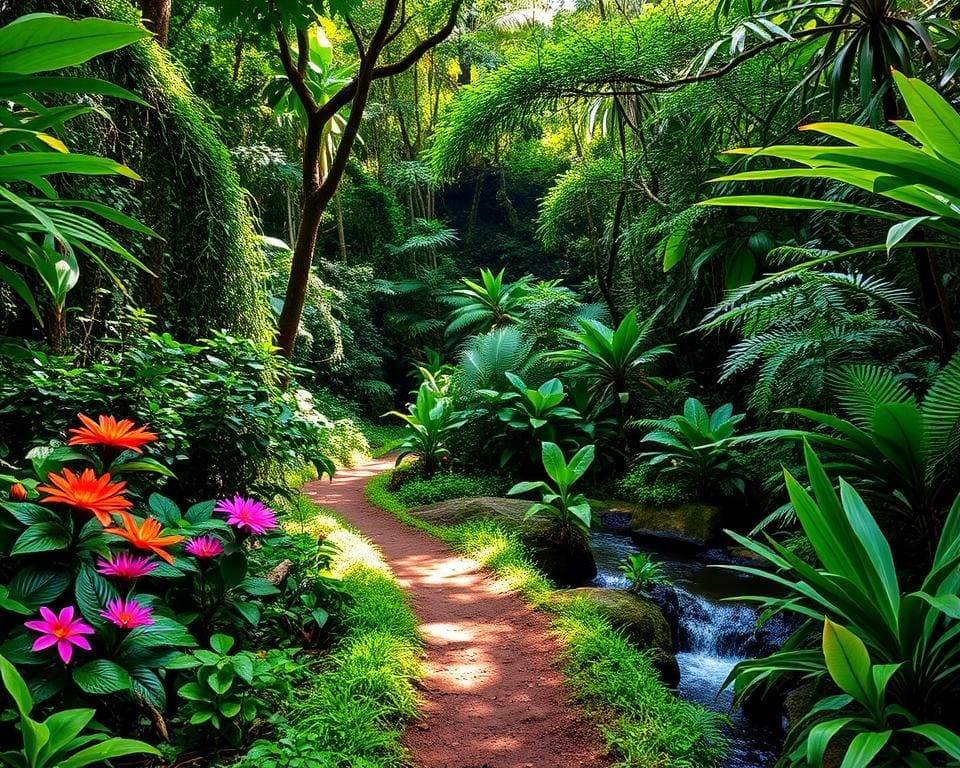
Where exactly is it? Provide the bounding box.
[237,496,421,768]
[392,472,505,507]
[365,472,728,768]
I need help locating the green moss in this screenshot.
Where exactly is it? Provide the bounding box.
[88,0,272,341]
[365,472,728,768]
[617,462,695,508]
[626,503,723,546]
[393,473,506,507]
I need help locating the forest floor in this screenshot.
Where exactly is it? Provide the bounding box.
[303,457,609,768]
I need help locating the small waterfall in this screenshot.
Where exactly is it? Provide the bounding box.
[675,589,762,658]
[589,530,784,768]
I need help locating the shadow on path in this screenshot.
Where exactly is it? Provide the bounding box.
[304,458,609,768]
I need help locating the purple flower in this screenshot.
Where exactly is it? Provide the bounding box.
[185,535,224,559]
[96,552,158,580]
[100,598,154,629]
[215,495,277,535]
[25,606,95,664]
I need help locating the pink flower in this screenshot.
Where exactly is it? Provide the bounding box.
[25,606,95,664]
[215,495,277,535]
[100,598,154,630]
[185,535,224,558]
[96,552,157,580]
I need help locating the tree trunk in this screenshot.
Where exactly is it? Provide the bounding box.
[138,0,171,47]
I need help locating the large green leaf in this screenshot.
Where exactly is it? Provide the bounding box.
[72,660,131,695]
[0,15,150,75]
[822,618,875,705]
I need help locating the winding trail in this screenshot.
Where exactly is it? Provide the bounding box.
[303,457,609,768]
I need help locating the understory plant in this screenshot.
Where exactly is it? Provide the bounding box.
[0,413,332,748]
[548,308,673,414]
[478,373,584,468]
[636,397,747,501]
[0,654,159,768]
[508,442,596,537]
[0,14,153,352]
[0,325,336,500]
[740,355,960,560]
[619,553,667,597]
[726,444,960,766]
[444,268,531,339]
[387,373,468,476]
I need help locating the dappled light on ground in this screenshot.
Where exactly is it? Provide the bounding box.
[305,458,609,768]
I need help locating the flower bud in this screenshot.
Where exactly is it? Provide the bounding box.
[9,482,27,502]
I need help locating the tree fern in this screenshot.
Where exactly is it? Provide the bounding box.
[456,326,536,393]
[700,269,933,415]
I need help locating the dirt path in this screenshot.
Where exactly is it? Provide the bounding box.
[303,458,610,768]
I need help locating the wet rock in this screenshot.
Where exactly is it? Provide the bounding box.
[549,587,679,686]
[742,611,800,659]
[598,501,723,549]
[647,584,680,651]
[408,497,597,586]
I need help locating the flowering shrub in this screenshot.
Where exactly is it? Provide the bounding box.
[0,414,317,747]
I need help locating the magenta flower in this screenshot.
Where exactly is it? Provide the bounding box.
[215,495,277,535]
[96,552,157,580]
[100,598,154,630]
[185,535,224,559]
[25,606,95,664]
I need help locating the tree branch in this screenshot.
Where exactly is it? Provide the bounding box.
[345,15,366,59]
[275,24,317,112]
[296,27,310,76]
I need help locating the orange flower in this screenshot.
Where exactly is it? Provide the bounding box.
[68,414,158,454]
[37,468,132,526]
[103,511,184,565]
[9,482,27,502]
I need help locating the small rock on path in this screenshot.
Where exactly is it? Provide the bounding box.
[303,457,610,768]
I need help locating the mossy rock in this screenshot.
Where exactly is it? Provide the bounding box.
[550,587,679,686]
[600,501,723,548]
[409,497,597,586]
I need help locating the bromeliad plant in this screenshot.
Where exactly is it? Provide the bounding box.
[388,376,468,476]
[444,268,532,340]
[548,308,673,413]
[724,445,960,767]
[635,397,747,501]
[508,442,597,538]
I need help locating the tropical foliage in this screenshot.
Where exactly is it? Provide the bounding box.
[3,0,960,766]
[508,442,597,537]
[725,445,960,767]
[635,398,747,501]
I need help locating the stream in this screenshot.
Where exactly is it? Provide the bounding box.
[588,528,787,768]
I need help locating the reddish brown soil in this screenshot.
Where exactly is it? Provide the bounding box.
[303,458,610,768]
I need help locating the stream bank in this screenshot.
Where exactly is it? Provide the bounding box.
[588,521,788,768]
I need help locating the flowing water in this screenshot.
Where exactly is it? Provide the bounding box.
[589,529,786,768]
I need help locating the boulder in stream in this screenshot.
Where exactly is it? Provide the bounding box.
[600,502,723,549]
[408,496,598,586]
[550,587,680,687]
